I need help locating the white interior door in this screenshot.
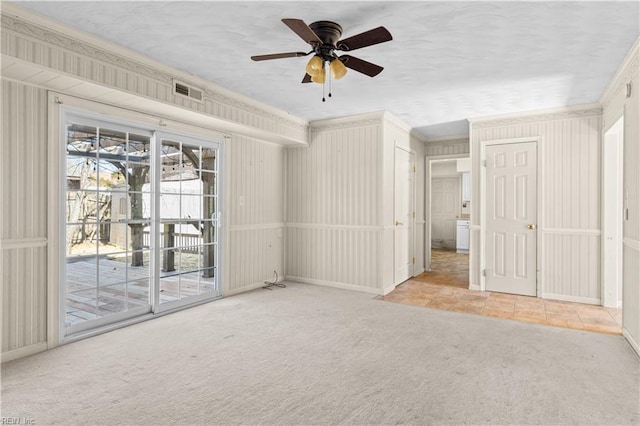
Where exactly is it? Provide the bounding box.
[485,141,537,296]
[431,177,459,248]
[394,148,415,285]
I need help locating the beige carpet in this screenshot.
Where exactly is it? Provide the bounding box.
[1,282,639,425]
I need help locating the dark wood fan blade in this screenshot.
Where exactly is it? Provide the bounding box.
[251,52,309,61]
[301,73,312,83]
[282,18,322,45]
[337,26,392,51]
[339,55,384,77]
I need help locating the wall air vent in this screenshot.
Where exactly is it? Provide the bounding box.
[173,80,204,103]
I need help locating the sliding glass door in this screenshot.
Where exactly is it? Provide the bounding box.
[63,113,221,337]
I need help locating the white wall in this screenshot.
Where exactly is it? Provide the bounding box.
[228,135,285,294]
[285,112,424,293]
[470,106,603,303]
[601,38,640,355]
[1,5,300,361]
[1,81,48,356]
[285,115,383,292]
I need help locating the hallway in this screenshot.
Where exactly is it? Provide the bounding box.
[381,249,622,335]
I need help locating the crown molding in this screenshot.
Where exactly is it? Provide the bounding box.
[309,110,385,132]
[1,11,173,84]
[409,131,427,144]
[600,37,640,109]
[469,103,602,129]
[1,3,308,135]
[383,111,412,133]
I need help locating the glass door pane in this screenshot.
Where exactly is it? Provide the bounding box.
[158,136,220,310]
[64,122,152,335]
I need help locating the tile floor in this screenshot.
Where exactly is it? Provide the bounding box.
[380,248,622,335]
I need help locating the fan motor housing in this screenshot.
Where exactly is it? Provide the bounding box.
[309,21,343,47]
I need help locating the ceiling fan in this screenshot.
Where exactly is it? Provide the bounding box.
[251,19,392,90]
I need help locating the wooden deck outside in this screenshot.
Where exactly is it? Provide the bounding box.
[65,256,216,325]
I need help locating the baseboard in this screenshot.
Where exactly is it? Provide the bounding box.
[412,268,425,277]
[469,284,481,291]
[623,328,640,358]
[285,275,382,295]
[1,342,48,363]
[382,283,397,295]
[541,292,601,305]
[225,280,276,297]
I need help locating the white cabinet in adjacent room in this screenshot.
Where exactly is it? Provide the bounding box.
[456,219,470,253]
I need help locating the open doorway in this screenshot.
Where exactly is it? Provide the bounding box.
[425,156,470,289]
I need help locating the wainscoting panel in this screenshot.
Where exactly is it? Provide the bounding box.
[542,231,601,302]
[285,226,378,290]
[228,227,284,293]
[1,246,48,353]
[623,240,640,353]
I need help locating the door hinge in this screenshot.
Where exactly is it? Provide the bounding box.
[413,212,416,218]
[413,165,416,173]
[482,269,487,277]
[482,160,487,167]
[412,257,416,264]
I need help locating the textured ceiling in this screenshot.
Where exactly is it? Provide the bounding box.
[12,1,640,139]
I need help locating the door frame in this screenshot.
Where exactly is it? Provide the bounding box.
[48,93,227,345]
[480,137,541,294]
[425,154,468,272]
[393,146,416,285]
[602,115,624,308]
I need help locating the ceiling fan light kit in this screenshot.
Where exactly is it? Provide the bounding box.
[251,18,392,101]
[305,55,324,77]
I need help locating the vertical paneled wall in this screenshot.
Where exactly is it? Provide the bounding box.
[1,80,49,355]
[285,120,383,291]
[227,136,285,293]
[425,138,470,157]
[470,109,603,303]
[602,39,640,353]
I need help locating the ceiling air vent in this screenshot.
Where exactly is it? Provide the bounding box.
[173,80,204,103]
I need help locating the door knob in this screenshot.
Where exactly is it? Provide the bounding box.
[396,221,403,226]
[527,224,536,230]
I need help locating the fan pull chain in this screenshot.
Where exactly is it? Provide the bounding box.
[322,61,326,102]
[328,64,332,98]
